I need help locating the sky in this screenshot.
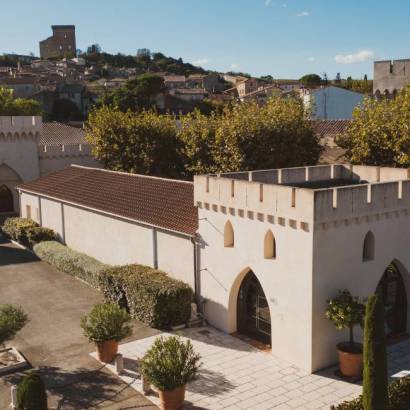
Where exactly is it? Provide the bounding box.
[1,0,409,79]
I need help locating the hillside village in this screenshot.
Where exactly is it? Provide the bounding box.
[1,15,410,410]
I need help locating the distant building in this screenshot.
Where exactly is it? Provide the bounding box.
[39,25,76,60]
[373,59,410,97]
[302,86,365,120]
[163,75,186,89]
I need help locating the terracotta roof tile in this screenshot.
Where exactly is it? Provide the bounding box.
[312,120,351,137]
[40,122,87,145]
[18,166,198,235]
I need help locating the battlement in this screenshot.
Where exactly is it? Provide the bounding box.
[38,143,93,158]
[0,116,42,139]
[194,165,410,225]
[374,59,410,94]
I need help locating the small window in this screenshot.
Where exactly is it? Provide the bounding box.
[363,231,375,261]
[264,230,276,259]
[26,205,31,219]
[224,221,234,248]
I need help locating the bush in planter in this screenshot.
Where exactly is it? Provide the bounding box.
[25,227,56,247]
[326,289,365,350]
[363,294,388,410]
[0,304,28,347]
[140,335,201,392]
[80,303,132,344]
[2,217,38,245]
[99,265,194,328]
[16,372,47,410]
[33,241,109,289]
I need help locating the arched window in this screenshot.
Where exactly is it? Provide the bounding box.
[363,231,375,261]
[224,220,234,247]
[0,184,14,213]
[264,230,276,259]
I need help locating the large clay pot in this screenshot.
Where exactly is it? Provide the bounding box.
[96,340,118,363]
[159,385,186,410]
[337,342,363,378]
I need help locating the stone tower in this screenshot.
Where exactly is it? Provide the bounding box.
[39,25,76,60]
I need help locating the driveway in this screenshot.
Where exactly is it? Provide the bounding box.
[0,236,159,409]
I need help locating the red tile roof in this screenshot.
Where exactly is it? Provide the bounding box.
[312,120,351,137]
[18,166,198,236]
[41,122,87,145]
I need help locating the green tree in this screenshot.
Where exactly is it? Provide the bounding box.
[85,106,182,177]
[0,87,42,116]
[363,295,388,410]
[300,73,322,87]
[338,85,410,166]
[17,372,47,410]
[100,73,164,112]
[0,304,28,347]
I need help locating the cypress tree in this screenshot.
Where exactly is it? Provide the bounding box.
[363,294,388,410]
[16,372,48,410]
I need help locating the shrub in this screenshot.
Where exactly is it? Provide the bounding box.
[140,335,201,391]
[81,303,132,344]
[331,378,410,409]
[25,227,56,248]
[326,289,365,347]
[2,217,39,246]
[16,372,47,410]
[363,295,388,410]
[0,304,28,347]
[99,265,194,328]
[33,241,109,289]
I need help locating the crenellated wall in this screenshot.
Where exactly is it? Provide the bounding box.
[0,116,42,139]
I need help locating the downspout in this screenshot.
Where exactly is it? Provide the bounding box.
[191,234,202,313]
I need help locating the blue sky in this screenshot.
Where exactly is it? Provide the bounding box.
[1,0,409,79]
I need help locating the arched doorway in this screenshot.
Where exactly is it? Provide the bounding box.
[376,263,408,337]
[237,271,271,345]
[0,185,13,213]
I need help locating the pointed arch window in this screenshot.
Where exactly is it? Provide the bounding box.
[264,230,276,259]
[363,231,375,262]
[224,220,234,248]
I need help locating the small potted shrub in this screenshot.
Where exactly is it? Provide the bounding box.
[17,372,47,410]
[140,336,201,410]
[326,289,365,378]
[80,303,132,363]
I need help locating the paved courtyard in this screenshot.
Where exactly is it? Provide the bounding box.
[98,327,410,410]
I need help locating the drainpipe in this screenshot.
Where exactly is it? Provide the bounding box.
[191,234,202,313]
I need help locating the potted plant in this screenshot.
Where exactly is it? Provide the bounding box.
[140,335,201,410]
[80,303,132,363]
[326,289,365,378]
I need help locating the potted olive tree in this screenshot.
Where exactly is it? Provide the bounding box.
[326,289,365,378]
[81,303,132,363]
[140,336,201,410]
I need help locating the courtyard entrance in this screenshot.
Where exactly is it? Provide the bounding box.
[376,263,408,337]
[0,184,13,213]
[237,270,271,346]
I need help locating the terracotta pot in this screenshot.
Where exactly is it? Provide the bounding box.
[96,340,118,363]
[159,385,186,410]
[337,342,363,378]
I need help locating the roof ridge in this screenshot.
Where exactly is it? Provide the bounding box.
[69,165,193,185]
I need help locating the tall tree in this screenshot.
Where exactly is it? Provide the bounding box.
[300,74,322,88]
[338,85,410,166]
[0,87,42,116]
[363,295,388,410]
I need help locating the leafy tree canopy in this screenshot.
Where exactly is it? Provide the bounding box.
[0,87,42,116]
[338,85,410,166]
[300,73,322,87]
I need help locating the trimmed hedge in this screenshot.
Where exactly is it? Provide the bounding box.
[2,217,39,246]
[331,377,410,410]
[33,241,109,289]
[99,265,194,329]
[26,227,56,247]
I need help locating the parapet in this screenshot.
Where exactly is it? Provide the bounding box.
[38,143,93,158]
[0,116,42,139]
[194,165,410,226]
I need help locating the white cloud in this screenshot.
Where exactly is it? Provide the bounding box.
[265,0,272,6]
[334,49,374,64]
[307,57,315,62]
[192,58,209,65]
[230,63,239,69]
[296,11,309,17]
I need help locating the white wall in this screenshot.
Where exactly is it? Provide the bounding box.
[20,192,40,222]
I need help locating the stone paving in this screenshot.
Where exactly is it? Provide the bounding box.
[95,327,410,409]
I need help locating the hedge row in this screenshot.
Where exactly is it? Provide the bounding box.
[1,217,56,248]
[99,265,194,329]
[33,241,109,289]
[332,377,410,410]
